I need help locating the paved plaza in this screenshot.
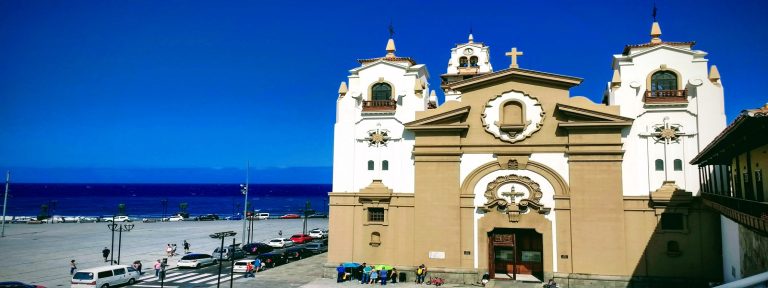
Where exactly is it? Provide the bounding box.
[0,219,480,287]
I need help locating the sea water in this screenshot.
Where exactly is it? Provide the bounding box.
[1,183,331,218]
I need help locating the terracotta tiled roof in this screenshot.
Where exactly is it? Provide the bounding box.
[622,41,696,55]
[357,56,416,65]
[690,103,768,165]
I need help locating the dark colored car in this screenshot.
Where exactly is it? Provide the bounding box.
[0,282,46,288]
[285,246,313,261]
[304,242,328,254]
[196,214,219,221]
[257,252,288,268]
[242,242,274,255]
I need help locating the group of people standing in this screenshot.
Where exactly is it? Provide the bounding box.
[164,240,190,257]
[336,262,427,285]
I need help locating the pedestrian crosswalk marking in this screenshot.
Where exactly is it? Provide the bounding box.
[162,272,194,281]
[189,274,221,283]
[204,274,243,285]
[173,273,211,283]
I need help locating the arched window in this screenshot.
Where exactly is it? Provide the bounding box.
[655,159,664,171]
[459,57,468,67]
[470,56,479,67]
[371,83,392,101]
[367,160,374,170]
[650,71,678,91]
[382,160,389,171]
[673,159,683,171]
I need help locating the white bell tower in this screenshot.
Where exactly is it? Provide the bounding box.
[332,36,432,194]
[441,33,493,102]
[604,21,726,196]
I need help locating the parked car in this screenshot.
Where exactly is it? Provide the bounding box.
[212,245,246,261]
[289,234,313,244]
[0,281,46,288]
[77,216,98,223]
[257,252,287,268]
[177,253,217,268]
[309,229,327,239]
[71,265,139,288]
[168,215,185,222]
[308,213,327,218]
[225,214,242,220]
[267,238,294,248]
[279,214,300,219]
[242,242,274,255]
[285,246,313,261]
[232,259,260,273]
[256,213,270,220]
[104,216,131,222]
[196,214,219,221]
[304,242,328,254]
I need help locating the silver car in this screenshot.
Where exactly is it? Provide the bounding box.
[177,253,217,268]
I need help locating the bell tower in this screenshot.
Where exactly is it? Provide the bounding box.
[440,33,493,88]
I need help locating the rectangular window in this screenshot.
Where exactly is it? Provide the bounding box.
[97,270,113,278]
[367,160,374,171]
[113,268,125,276]
[660,213,684,230]
[382,160,389,171]
[655,159,664,171]
[368,208,384,222]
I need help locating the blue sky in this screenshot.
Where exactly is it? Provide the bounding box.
[1,0,766,183]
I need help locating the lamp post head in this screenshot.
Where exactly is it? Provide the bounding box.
[123,223,135,231]
[107,223,118,231]
[209,231,237,239]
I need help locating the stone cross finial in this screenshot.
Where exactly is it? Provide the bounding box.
[505,48,523,69]
[501,185,525,200]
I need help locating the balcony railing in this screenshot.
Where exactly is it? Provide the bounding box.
[362,99,397,112]
[702,192,768,233]
[643,90,688,104]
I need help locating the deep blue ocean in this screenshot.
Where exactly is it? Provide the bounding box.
[1,183,331,218]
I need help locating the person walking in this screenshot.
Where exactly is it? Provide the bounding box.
[154,260,162,278]
[171,244,177,256]
[336,263,345,283]
[245,261,254,278]
[132,260,142,275]
[416,264,427,284]
[254,258,262,273]
[101,247,110,262]
[356,263,366,282]
[70,260,77,275]
[165,244,172,257]
[183,240,190,254]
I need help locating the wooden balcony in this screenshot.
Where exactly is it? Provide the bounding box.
[644,90,688,104]
[362,99,397,112]
[702,192,768,234]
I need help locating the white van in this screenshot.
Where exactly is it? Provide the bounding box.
[256,213,269,220]
[71,264,140,288]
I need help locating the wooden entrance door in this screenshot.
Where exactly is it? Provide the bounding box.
[488,229,543,281]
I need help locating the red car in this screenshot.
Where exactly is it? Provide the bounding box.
[289,234,313,244]
[280,214,300,219]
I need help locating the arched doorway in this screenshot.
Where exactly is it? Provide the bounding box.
[488,228,543,281]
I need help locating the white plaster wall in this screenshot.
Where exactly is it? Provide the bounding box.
[446,42,493,75]
[472,169,557,271]
[721,216,742,283]
[461,153,566,271]
[609,45,726,196]
[333,59,428,194]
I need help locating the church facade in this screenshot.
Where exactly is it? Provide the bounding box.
[328,22,724,287]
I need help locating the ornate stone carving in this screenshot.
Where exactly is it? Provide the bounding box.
[365,129,391,147]
[481,90,545,143]
[481,174,551,222]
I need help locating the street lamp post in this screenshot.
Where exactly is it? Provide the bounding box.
[161,199,168,220]
[241,161,249,244]
[107,223,134,264]
[209,231,236,288]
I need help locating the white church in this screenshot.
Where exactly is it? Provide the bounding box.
[328,20,728,287]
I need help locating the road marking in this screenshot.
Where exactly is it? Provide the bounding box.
[132,285,178,288]
[204,274,243,285]
[189,274,221,284]
[173,273,212,283]
[163,272,195,281]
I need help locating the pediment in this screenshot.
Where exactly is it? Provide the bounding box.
[405,104,470,131]
[349,60,409,74]
[556,103,633,128]
[443,68,582,91]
